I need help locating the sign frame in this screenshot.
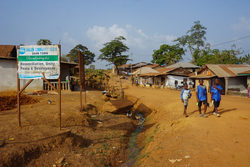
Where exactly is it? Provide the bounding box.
[18,45,60,79]
[17,45,62,130]
[78,51,87,111]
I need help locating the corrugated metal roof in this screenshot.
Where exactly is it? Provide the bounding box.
[61,61,77,66]
[190,73,216,79]
[144,64,160,69]
[139,73,161,77]
[119,64,131,68]
[238,70,250,76]
[206,64,250,77]
[167,62,199,68]
[0,45,16,59]
[239,70,250,74]
[156,67,176,73]
[132,67,159,75]
[132,62,149,68]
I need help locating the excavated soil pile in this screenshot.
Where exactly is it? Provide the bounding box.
[0,91,39,111]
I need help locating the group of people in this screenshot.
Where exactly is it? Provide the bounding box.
[181,78,223,117]
[131,76,139,86]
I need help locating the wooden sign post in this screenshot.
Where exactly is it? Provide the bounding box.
[17,45,62,129]
[78,51,83,111]
[78,51,86,111]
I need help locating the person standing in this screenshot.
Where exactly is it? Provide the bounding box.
[211,78,223,117]
[196,79,208,117]
[175,80,178,90]
[181,83,192,117]
[135,77,139,86]
[131,75,134,86]
[70,77,75,91]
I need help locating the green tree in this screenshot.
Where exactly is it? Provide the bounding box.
[66,44,95,65]
[89,64,95,70]
[99,36,129,69]
[37,39,52,45]
[151,44,184,65]
[175,20,208,62]
[61,56,69,62]
[195,47,250,66]
[99,36,129,99]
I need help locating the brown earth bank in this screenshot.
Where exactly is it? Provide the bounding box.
[123,83,250,167]
[0,90,139,167]
[0,91,39,111]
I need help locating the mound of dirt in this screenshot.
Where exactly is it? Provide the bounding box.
[0,91,39,111]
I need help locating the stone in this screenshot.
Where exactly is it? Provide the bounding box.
[169,159,176,164]
[102,101,117,113]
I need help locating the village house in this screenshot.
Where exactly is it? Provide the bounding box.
[135,62,197,89]
[132,66,159,86]
[114,62,154,75]
[139,67,193,88]
[166,62,200,72]
[0,45,77,92]
[190,64,250,95]
[162,67,193,89]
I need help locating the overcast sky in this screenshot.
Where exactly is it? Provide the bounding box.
[1,0,250,68]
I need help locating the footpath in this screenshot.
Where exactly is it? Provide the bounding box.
[124,86,250,167]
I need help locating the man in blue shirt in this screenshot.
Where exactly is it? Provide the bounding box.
[196,79,208,117]
[211,78,223,117]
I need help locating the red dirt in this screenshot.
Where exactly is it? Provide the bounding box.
[0,91,39,111]
[0,91,136,167]
[123,84,250,167]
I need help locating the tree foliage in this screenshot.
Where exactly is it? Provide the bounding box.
[174,20,250,66]
[194,47,250,66]
[61,56,69,62]
[89,64,95,70]
[174,20,208,62]
[37,39,52,45]
[99,36,129,99]
[85,68,110,88]
[99,36,129,71]
[151,44,184,65]
[66,44,95,65]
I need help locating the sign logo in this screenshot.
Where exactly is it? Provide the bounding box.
[19,47,25,54]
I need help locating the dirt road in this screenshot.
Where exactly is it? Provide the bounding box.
[124,86,250,167]
[0,91,136,167]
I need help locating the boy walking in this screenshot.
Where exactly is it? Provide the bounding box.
[181,83,192,117]
[211,78,223,117]
[196,79,208,117]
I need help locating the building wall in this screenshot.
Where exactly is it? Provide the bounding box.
[165,75,193,88]
[194,79,212,92]
[228,77,246,91]
[139,76,153,85]
[0,59,17,91]
[0,59,43,92]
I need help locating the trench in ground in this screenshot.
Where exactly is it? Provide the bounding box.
[0,97,151,167]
